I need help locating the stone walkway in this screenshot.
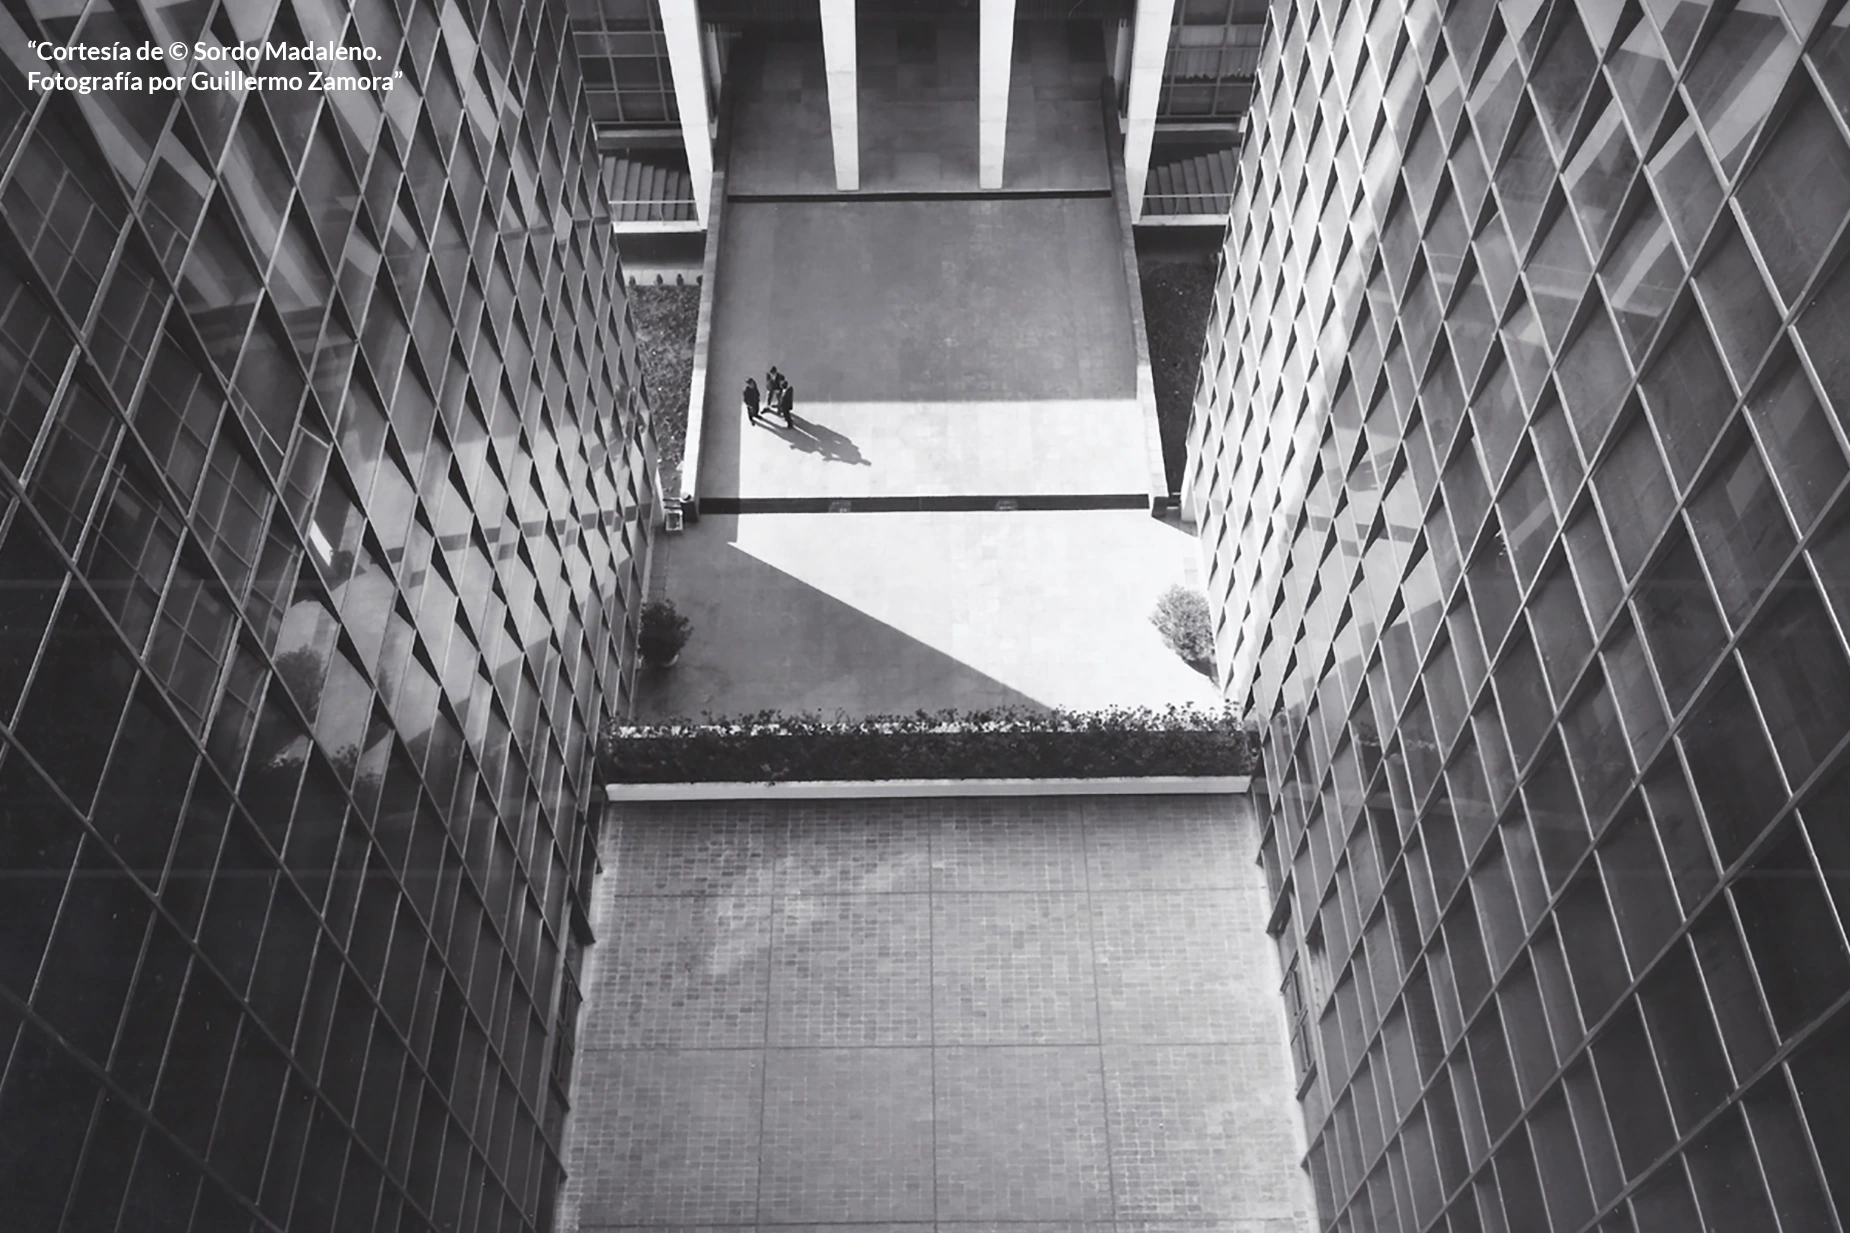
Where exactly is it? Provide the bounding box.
[558,797,1314,1232]
[639,512,1221,717]
[639,42,1215,719]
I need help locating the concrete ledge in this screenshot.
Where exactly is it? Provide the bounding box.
[1100,80,1169,517]
[607,775,1251,801]
[678,173,723,517]
[614,219,705,234]
[1136,214,1233,228]
[678,40,748,519]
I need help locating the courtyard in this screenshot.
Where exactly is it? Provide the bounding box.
[559,797,1311,1231]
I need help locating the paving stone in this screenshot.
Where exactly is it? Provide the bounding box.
[583,896,771,1049]
[569,1050,763,1225]
[610,806,775,897]
[1084,801,1246,892]
[1102,1045,1306,1222]
[639,513,1219,720]
[1114,1223,1312,1233]
[1090,891,1252,1046]
[934,1047,1113,1221]
[775,804,932,894]
[770,893,933,1045]
[563,798,1310,1233]
[760,1048,936,1222]
[934,1224,1104,1233]
[933,893,1099,1045]
[931,804,1089,892]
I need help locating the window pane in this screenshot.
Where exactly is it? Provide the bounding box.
[1680,662,1787,865]
[1732,822,1850,1036]
[1594,413,1676,579]
[1641,314,1734,488]
[1686,434,1796,626]
[1602,198,1682,361]
[1633,531,1727,713]
[1692,217,1782,382]
[1737,86,1850,302]
[1746,350,1846,531]
[1739,580,1850,785]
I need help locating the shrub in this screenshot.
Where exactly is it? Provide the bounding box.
[600,705,1259,782]
[1152,585,1215,663]
[637,599,692,665]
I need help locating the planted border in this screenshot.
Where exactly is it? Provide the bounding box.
[601,706,1259,783]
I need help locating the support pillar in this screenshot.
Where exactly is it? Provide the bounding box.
[659,0,714,226]
[979,0,1017,189]
[820,0,859,191]
[1109,19,1132,100]
[1123,0,1177,221]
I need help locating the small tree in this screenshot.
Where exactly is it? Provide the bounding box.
[638,599,693,666]
[1151,585,1215,665]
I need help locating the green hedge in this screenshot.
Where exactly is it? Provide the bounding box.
[600,706,1259,783]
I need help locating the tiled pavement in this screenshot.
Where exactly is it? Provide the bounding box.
[559,797,1315,1233]
[637,512,1222,718]
[638,12,1198,722]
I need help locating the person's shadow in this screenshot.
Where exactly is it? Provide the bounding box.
[757,413,872,466]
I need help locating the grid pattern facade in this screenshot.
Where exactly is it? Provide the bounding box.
[1183,1,1850,1231]
[1159,0,1270,120]
[0,1,655,1231]
[570,0,682,127]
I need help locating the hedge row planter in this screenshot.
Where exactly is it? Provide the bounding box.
[638,599,692,668]
[600,706,1261,784]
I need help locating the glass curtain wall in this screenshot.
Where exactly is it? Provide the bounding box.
[1185,0,1850,1230]
[1158,0,1270,120]
[0,0,656,1231]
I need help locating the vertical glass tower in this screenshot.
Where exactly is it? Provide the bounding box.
[1185,0,1850,1229]
[0,1,655,1231]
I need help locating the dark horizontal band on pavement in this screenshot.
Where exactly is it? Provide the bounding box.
[698,493,1149,513]
[727,188,1115,203]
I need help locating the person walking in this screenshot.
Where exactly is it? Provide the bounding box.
[766,365,784,399]
[743,376,762,425]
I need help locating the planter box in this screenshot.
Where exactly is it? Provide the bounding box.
[601,706,1260,785]
[606,775,1252,801]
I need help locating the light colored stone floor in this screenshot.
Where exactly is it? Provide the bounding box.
[729,21,1110,196]
[713,399,1148,499]
[637,511,1221,719]
[558,797,1315,1232]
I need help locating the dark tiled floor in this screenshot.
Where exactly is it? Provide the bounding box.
[560,797,1314,1233]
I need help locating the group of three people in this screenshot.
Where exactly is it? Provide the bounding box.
[743,366,797,428]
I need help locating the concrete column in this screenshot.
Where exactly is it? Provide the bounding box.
[979,0,1017,189]
[659,0,714,225]
[1109,19,1132,100]
[820,0,859,191]
[702,23,725,130]
[1123,0,1178,221]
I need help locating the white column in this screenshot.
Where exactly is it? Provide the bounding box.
[979,0,1017,189]
[659,0,714,226]
[1110,19,1132,98]
[820,0,859,191]
[1123,0,1177,221]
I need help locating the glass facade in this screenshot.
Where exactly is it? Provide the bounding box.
[0,1,656,1231]
[1157,0,1269,120]
[570,0,682,128]
[1184,1,1850,1230]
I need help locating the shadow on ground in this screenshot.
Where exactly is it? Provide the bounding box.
[750,413,871,466]
[636,524,1039,719]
